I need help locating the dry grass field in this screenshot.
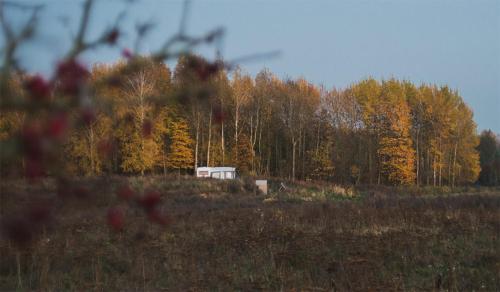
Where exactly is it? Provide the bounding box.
[1,177,499,291]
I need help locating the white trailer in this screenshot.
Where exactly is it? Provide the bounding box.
[196,167,236,180]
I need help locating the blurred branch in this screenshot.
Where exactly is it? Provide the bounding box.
[1,2,41,77]
[225,50,282,70]
[68,0,93,58]
[133,21,154,53]
[178,0,191,37]
[0,2,14,41]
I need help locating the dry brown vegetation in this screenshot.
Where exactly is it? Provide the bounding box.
[1,177,499,291]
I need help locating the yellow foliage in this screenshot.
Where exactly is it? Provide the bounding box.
[166,118,194,170]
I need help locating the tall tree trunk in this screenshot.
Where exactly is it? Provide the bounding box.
[234,105,239,161]
[207,109,212,167]
[275,136,279,176]
[298,129,302,179]
[433,153,437,187]
[258,118,263,150]
[427,149,431,185]
[194,113,199,170]
[267,148,271,176]
[438,137,442,187]
[315,122,321,156]
[253,108,260,148]
[253,109,261,173]
[452,141,458,187]
[368,136,373,184]
[221,118,225,165]
[250,115,253,149]
[416,128,419,186]
[301,129,306,179]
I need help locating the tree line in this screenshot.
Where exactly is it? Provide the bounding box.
[1,55,494,186]
[477,130,500,186]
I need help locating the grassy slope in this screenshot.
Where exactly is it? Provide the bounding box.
[1,177,499,291]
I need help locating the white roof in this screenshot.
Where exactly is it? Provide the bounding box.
[197,167,236,171]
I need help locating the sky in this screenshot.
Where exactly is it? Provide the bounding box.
[2,0,500,133]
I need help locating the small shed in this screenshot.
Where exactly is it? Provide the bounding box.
[255,180,268,194]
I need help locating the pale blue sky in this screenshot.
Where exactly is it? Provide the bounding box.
[3,0,500,132]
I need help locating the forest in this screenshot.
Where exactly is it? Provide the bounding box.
[1,1,499,290]
[2,54,498,187]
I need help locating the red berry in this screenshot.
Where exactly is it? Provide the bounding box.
[81,108,96,126]
[189,58,221,81]
[206,62,221,76]
[21,123,44,161]
[213,108,226,124]
[97,139,113,159]
[122,48,133,59]
[142,120,153,138]
[46,113,68,139]
[25,74,51,101]
[106,29,119,45]
[56,59,89,96]
[138,190,161,210]
[107,207,124,231]
[116,185,135,200]
[25,159,44,180]
[147,209,170,226]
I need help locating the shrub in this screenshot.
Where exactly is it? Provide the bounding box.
[242,177,257,193]
[227,179,243,194]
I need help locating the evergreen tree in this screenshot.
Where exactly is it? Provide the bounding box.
[477,130,500,185]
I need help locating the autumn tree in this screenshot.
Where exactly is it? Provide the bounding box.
[352,78,382,184]
[166,118,194,171]
[230,67,253,163]
[275,78,320,180]
[113,57,171,175]
[322,87,363,183]
[375,80,416,185]
[172,54,227,168]
[449,102,480,185]
[250,69,275,175]
[214,71,231,165]
[233,133,253,174]
[0,74,28,176]
[64,64,113,175]
[172,55,207,169]
[308,138,334,181]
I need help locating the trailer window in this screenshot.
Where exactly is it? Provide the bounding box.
[198,171,209,177]
[225,171,234,179]
[211,172,221,179]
